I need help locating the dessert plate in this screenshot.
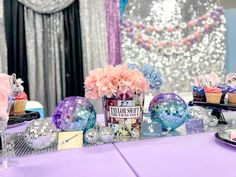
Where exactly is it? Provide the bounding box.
[8,111,40,127]
[215,130,236,148]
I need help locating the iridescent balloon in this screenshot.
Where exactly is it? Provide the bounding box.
[149,93,188,130]
[52,96,96,131]
[25,118,58,150]
[84,128,99,144]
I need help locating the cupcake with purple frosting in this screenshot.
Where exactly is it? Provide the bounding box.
[228,87,236,104]
[192,86,206,102]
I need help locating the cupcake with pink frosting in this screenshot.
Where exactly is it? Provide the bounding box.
[205,87,222,104]
[12,76,28,114]
[13,92,28,114]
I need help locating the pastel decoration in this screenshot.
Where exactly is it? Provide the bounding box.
[185,118,204,134]
[85,64,149,100]
[149,93,188,131]
[52,96,96,131]
[122,6,225,53]
[0,74,12,120]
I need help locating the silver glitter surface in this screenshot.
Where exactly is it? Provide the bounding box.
[0,132,57,157]
[84,128,99,144]
[24,119,58,150]
[121,0,226,92]
[188,106,209,118]
[99,127,114,143]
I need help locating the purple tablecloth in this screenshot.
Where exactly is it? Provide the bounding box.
[2,114,236,177]
[1,115,137,177]
[0,144,136,177]
[114,133,236,177]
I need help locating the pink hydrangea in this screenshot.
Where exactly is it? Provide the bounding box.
[85,64,149,100]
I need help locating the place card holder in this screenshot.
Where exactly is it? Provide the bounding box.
[185,118,204,134]
[141,121,162,137]
[57,131,83,150]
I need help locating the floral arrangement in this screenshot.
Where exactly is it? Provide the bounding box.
[128,64,163,91]
[85,64,149,99]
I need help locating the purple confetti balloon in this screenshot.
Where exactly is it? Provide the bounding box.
[52,96,96,131]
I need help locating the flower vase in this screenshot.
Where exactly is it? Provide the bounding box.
[103,92,145,138]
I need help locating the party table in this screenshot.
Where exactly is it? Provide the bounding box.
[0,143,136,177]
[1,114,236,177]
[114,132,236,177]
[1,115,136,177]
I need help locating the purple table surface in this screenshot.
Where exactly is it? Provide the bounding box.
[3,114,236,177]
[114,132,236,177]
[0,144,136,177]
[1,115,136,177]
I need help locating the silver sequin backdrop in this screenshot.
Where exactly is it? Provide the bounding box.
[121,0,226,92]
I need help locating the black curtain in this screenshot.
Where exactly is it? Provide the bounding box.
[4,0,29,96]
[63,1,85,97]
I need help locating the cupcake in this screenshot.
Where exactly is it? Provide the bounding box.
[192,86,206,102]
[205,87,222,104]
[217,84,229,104]
[13,92,28,114]
[228,87,236,104]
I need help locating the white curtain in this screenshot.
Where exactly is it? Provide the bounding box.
[0,0,8,73]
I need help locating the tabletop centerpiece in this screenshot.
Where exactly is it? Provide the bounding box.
[85,64,149,138]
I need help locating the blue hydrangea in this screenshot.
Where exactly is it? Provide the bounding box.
[128,64,163,91]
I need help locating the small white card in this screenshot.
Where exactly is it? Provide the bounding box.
[57,131,83,150]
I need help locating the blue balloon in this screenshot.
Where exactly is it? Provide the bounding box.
[149,93,188,131]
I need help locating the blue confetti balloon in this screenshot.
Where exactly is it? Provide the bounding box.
[52,96,96,131]
[149,93,188,131]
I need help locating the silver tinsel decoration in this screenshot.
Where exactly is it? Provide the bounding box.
[84,125,114,144]
[121,0,226,92]
[24,118,58,150]
[84,128,99,144]
[99,127,114,143]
